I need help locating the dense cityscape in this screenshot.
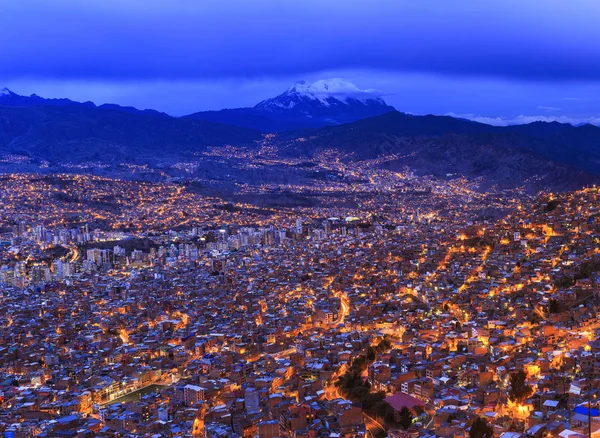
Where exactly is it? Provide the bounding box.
[3,2,600,437]
[0,165,598,438]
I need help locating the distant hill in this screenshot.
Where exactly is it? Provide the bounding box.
[0,87,168,117]
[275,111,599,192]
[498,121,600,174]
[0,105,261,164]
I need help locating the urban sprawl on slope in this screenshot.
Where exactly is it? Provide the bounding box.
[0,172,599,438]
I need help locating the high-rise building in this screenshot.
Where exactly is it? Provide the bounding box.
[52,259,64,279]
[244,387,260,414]
[184,384,205,406]
[17,220,27,236]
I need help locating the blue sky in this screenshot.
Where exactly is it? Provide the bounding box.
[2,0,600,123]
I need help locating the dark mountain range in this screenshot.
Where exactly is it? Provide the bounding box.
[185,79,395,131]
[1,87,95,109]
[276,111,600,192]
[0,105,261,164]
[0,87,168,117]
[0,85,599,193]
[96,103,167,117]
[488,120,599,172]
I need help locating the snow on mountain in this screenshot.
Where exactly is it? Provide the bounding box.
[1,87,13,97]
[255,79,388,110]
[288,79,385,104]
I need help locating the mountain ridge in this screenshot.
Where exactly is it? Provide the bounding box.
[0,104,262,165]
[1,86,599,193]
[0,87,168,117]
[273,110,600,191]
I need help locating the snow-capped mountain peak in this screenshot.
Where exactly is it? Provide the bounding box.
[255,79,388,111]
[288,78,385,105]
[1,87,13,97]
[251,79,394,127]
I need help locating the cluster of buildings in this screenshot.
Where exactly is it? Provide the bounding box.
[0,166,599,438]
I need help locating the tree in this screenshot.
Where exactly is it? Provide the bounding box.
[469,417,494,438]
[349,385,369,401]
[508,370,533,404]
[361,392,386,410]
[527,312,542,324]
[371,400,396,424]
[398,406,413,430]
[376,337,392,352]
[367,345,376,361]
[352,356,367,372]
[545,199,560,212]
[548,298,561,314]
[374,430,387,438]
[336,371,362,392]
[555,275,575,288]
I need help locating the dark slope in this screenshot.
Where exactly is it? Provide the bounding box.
[0,105,262,164]
[184,108,293,132]
[276,111,598,192]
[0,87,168,117]
[501,122,600,174]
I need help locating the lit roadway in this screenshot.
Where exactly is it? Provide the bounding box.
[363,413,386,438]
[272,347,297,360]
[333,291,350,325]
[65,244,80,263]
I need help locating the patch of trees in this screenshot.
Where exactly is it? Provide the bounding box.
[335,337,401,426]
[398,406,414,430]
[527,311,542,324]
[554,257,600,288]
[548,298,562,314]
[382,302,400,313]
[367,338,392,361]
[464,236,494,250]
[554,276,576,288]
[508,370,533,404]
[469,417,494,438]
[545,199,560,212]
